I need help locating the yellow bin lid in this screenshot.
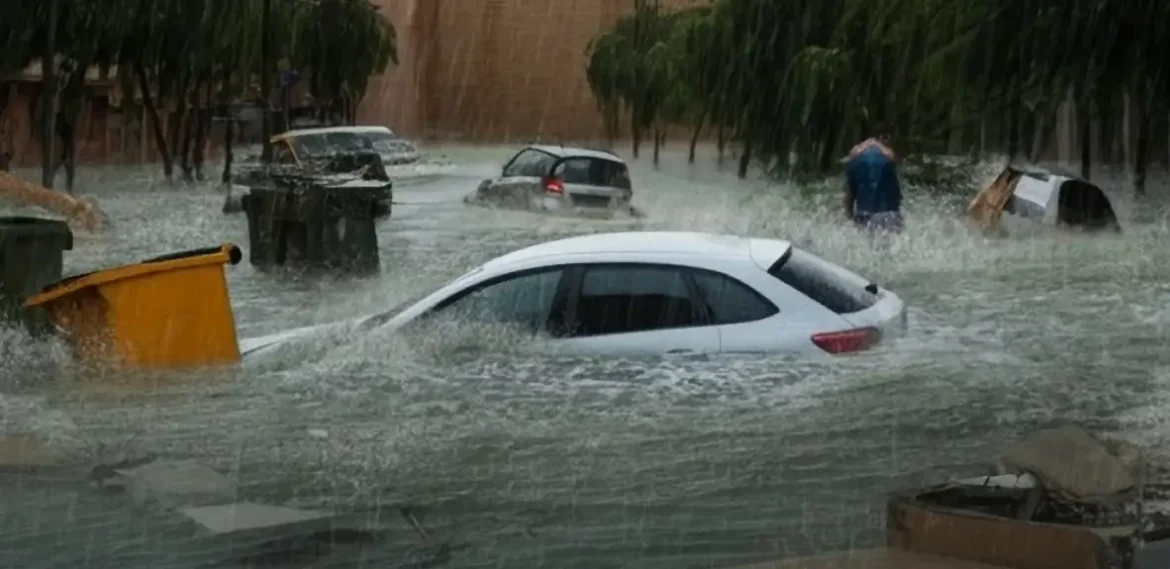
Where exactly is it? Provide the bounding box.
[25,243,242,308]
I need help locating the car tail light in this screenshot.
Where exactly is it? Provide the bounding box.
[543,177,564,195]
[811,327,880,354]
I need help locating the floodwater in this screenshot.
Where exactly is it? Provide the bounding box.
[2,145,1170,569]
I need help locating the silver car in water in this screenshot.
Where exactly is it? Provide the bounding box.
[466,145,638,217]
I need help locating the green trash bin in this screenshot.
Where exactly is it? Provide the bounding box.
[242,179,384,275]
[0,216,74,330]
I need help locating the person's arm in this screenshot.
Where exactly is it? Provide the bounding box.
[842,176,855,219]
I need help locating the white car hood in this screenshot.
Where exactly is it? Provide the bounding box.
[238,319,357,357]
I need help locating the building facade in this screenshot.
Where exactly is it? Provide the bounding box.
[1,0,702,166]
[359,0,705,143]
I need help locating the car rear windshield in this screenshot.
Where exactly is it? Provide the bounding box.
[555,158,631,189]
[767,248,877,314]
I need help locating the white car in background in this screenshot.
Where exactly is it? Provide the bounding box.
[239,231,906,359]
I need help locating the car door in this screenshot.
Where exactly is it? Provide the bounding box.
[488,149,554,208]
[687,267,787,353]
[551,263,721,356]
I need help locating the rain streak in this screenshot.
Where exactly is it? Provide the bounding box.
[2,1,1170,568]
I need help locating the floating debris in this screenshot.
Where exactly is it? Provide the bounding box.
[119,460,237,510]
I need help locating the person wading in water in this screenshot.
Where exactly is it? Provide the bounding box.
[842,131,903,235]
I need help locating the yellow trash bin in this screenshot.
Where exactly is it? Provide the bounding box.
[25,243,244,370]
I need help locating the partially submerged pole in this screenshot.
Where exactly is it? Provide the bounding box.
[40,0,59,189]
[259,0,273,163]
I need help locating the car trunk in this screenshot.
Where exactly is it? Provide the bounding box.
[762,246,907,350]
[553,157,630,209]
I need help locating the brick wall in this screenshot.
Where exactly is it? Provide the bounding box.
[360,0,706,144]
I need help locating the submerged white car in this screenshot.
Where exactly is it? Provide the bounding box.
[969,164,1123,232]
[239,231,906,359]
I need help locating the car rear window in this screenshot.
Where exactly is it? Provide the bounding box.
[554,158,632,189]
[767,248,877,314]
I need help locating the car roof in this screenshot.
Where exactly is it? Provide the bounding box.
[273,126,395,141]
[526,145,626,163]
[1005,163,1080,183]
[483,231,791,270]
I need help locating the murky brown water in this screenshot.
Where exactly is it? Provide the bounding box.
[2,145,1170,568]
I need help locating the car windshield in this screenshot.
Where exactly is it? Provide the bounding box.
[359,266,485,329]
[358,288,436,329]
[363,131,406,153]
[290,132,373,157]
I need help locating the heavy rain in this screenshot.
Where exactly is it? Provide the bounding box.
[2,0,1170,568]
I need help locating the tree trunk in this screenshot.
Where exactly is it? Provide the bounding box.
[40,0,59,189]
[736,138,752,179]
[1078,101,1092,180]
[946,95,964,154]
[978,119,986,157]
[1121,93,1132,172]
[260,0,273,162]
[62,132,76,192]
[1134,99,1150,196]
[192,106,207,181]
[167,105,184,158]
[1006,102,1019,160]
[652,126,661,167]
[58,100,80,194]
[135,64,174,180]
[605,108,617,149]
[54,73,86,194]
[179,104,195,182]
[1029,110,1054,162]
[221,115,234,185]
[716,123,725,164]
[687,110,706,164]
[818,123,841,172]
[192,83,212,181]
[1097,94,1114,165]
[631,122,641,158]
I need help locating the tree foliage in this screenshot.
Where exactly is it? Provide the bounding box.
[587,0,1170,192]
[0,0,397,186]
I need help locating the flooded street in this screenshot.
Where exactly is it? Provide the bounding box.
[3,145,1170,568]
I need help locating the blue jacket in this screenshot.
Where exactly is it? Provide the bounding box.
[845,146,901,214]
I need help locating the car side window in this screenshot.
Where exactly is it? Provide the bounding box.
[690,269,778,324]
[551,158,592,184]
[570,265,704,337]
[502,150,552,178]
[434,268,565,334]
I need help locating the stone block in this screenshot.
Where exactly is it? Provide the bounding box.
[180,502,338,543]
[0,434,61,469]
[119,460,236,510]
